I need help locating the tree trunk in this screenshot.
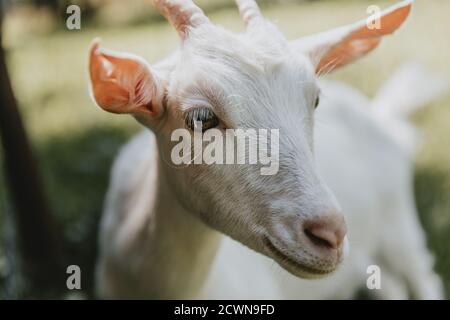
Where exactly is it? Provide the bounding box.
[0,11,62,298]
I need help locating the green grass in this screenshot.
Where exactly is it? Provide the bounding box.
[1,0,450,298]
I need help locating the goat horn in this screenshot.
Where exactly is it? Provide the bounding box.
[235,0,263,25]
[152,0,210,38]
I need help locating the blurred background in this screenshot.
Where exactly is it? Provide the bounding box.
[0,0,449,299]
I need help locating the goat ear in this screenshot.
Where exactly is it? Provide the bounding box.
[291,0,413,74]
[89,39,165,117]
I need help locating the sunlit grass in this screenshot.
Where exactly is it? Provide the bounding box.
[1,0,450,298]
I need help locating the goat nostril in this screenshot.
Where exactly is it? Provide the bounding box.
[304,219,347,250]
[305,227,337,249]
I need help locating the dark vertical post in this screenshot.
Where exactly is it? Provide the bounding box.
[0,9,62,297]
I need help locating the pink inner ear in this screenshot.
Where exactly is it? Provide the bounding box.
[89,41,155,115]
[353,3,412,38]
[316,37,381,75]
[315,2,412,74]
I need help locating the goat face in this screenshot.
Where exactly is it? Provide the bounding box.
[88,0,412,278]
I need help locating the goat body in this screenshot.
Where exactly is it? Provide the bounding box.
[89,0,444,299]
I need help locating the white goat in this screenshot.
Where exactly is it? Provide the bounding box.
[202,62,447,299]
[87,0,441,299]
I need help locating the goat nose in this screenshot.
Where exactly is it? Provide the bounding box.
[304,215,347,250]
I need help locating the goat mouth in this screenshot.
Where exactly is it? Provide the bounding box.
[263,237,336,277]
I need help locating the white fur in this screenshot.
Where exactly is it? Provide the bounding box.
[201,71,445,299]
[96,66,444,299]
[92,1,443,299]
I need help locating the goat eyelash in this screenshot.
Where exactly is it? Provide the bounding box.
[184,107,220,132]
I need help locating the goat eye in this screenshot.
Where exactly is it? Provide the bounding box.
[185,107,219,132]
[314,96,320,109]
